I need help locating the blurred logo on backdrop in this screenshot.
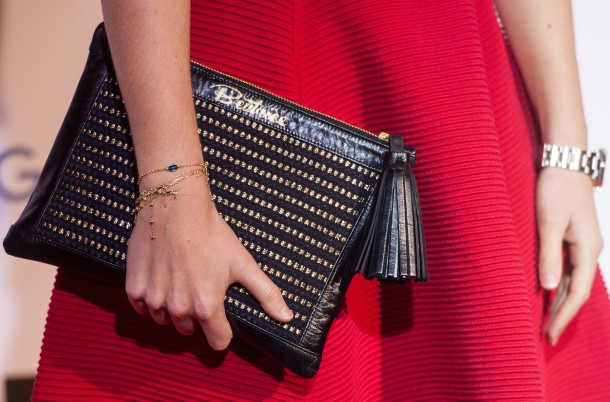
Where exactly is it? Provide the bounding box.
[0,146,39,202]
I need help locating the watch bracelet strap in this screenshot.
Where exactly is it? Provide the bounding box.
[541,143,606,188]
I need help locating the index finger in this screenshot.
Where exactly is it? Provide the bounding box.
[231,259,293,323]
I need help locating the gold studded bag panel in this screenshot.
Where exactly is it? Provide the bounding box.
[3,24,427,378]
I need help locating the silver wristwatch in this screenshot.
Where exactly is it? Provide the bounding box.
[541,143,606,189]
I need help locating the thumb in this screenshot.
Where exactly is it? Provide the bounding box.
[538,220,564,290]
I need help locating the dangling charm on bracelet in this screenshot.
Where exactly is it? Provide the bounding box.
[134,165,209,240]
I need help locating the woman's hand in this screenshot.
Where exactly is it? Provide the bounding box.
[101,0,292,351]
[536,167,603,346]
[125,176,293,350]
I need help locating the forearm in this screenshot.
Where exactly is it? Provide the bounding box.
[101,0,208,192]
[495,0,586,148]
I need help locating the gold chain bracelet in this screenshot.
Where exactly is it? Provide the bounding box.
[137,162,207,185]
[134,165,209,240]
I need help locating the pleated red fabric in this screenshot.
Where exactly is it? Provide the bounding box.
[32,0,610,400]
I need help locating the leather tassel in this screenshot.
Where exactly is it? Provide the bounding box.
[355,134,428,282]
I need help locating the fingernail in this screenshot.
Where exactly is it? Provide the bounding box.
[280,307,293,321]
[541,274,559,289]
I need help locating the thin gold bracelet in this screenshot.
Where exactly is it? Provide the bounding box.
[137,162,207,185]
[134,167,209,240]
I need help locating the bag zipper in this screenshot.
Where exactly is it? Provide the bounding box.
[191,60,390,144]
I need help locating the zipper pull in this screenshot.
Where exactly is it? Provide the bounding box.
[377,132,390,141]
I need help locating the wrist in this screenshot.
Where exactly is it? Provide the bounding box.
[134,169,215,239]
[136,156,206,187]
[539,119,587,150]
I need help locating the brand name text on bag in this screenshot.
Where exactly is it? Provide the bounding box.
[211,84,287,127]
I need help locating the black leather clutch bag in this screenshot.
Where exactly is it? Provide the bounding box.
[3,24,427,378]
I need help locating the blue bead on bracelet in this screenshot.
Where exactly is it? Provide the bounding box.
[137,162,208,185]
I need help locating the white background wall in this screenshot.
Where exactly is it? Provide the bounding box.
[573,2,610,288]
[0,2,608,400]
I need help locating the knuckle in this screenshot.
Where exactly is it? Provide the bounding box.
[572,289,591,305]
[575,241,602,263]
[166,300,191,319]
[264,282,282,303]
[571,227,603,258]
[193,298,220,321]
[230,254,255,281]
[125,282,146,301]
[145,294,166,312]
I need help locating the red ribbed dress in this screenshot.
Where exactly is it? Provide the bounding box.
[32,0,610,400]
